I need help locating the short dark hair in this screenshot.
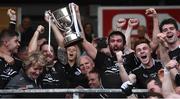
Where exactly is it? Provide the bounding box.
[107,31,126,46]
[96,37,107,51]
[159,18,178,32]
[89,68,101,80]
[145,77,162,88]
[176,55,180,64]
[134,39,150,50]
[0,29,19,46]
[39,41,55,52]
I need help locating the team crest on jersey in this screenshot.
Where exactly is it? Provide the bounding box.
[0,67,17,78]
[75,68,81,76]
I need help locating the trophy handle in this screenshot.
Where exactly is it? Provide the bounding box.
[69,3,81,37]
[48,10,71,32]
[50,11,65,31]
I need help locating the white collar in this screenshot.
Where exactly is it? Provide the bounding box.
[140,58,155,69]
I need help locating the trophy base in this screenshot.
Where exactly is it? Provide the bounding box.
[64,37,83,47]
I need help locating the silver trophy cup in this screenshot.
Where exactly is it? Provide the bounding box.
[47,3,83,47]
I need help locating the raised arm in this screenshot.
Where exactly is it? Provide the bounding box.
[125,18,139,48]
[0,9,17,64]
[116,18,126,32]
[162,60,176,98]
[116,51,136,97]
[116,51,129,82]
[81,36,97,59]
[145,8,159,50]
[28,25,44,54]
[165,60,179,81]
[44,11,65,48]
[157,32,170,64]
[73,3,97,59]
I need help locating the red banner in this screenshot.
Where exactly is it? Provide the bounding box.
[98,6,180,38]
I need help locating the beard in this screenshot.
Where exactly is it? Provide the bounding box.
[110,46,123,55]
[10,47,18,54]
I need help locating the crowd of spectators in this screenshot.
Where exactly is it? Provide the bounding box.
[0,5,179,98]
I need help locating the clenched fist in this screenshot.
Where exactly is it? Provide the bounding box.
[128,18,139,27]
[7,9,16,21]
[36,25,45,34]
[44,10,52,23]
[145,8,157,17]
[116,51,124,64]
[116,18,126,28]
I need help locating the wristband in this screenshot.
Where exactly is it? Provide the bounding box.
[164,68,170,74]
[9,20,16,24]
[36,30,41,33]
[115,63,123,67]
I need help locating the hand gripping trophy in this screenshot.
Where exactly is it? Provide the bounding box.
[45,3,83,47]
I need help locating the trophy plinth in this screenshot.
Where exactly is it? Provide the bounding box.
[64,34,83,47]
